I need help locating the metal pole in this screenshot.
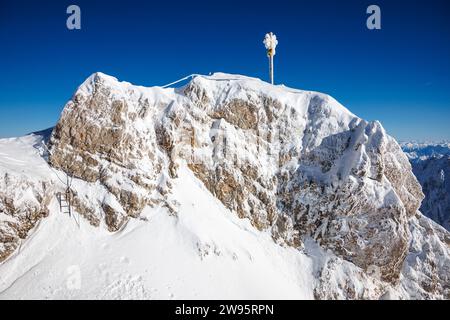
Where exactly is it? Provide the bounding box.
[270,53,274,85]
[264,32,277,85]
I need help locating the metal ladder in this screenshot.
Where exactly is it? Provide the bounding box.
[56,173,74,217]
[57,190,72,217]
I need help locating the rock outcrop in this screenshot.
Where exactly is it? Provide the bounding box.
[48,73,168,231]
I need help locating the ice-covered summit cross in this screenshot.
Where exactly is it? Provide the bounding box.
[263,32,278,56]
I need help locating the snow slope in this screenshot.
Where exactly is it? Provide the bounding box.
[0,133,50,180]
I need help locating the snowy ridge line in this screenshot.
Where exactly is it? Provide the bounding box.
[161,74,202,88]
[160,73,263,88]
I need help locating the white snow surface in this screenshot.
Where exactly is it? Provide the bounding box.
[0,134,49,181]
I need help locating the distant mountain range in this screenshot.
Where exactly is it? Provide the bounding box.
[401,142,450,231]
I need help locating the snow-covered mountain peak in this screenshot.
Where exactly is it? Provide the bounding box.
[0,72,449,299]
[76,72,118,94]
[49,72,424,280]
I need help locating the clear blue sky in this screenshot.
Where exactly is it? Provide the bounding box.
[1,0,450,141]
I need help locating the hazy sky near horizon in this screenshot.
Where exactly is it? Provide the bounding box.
[1,0,450,141]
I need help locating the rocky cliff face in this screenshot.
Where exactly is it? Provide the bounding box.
[48,74,169,231]
[1,72,449,299]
